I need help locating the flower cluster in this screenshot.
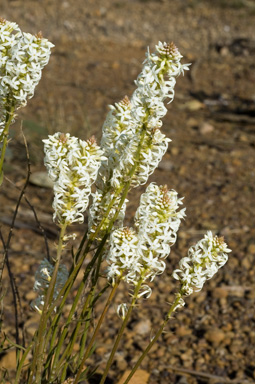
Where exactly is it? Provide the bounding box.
[98,95,132,189]
[0,18,54,134]
[31,258,68,314]
[89,42,189,236]
[106,227,139,285]
[106,183,185,294]
[135,183,185,281]
[43,132,105,225]
[109,41,190,189]
[173,231,231,295]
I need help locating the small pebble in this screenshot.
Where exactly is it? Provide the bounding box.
[176,326,192,337]
[205,328,225,345]
[199,122,214,135]
[133,319,151,336]
[118,369,149,384]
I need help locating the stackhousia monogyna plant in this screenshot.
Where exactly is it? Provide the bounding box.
[0,19,231,384]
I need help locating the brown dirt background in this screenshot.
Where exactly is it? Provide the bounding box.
[0,0,255,383]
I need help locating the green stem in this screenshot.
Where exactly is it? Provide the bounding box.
[73,230,88,264]
[123,292,184,384]
[48,280,92,381]
[76,251,104,366]
[99,277,144,384]
[59,284,109,381]
[42,313,61,377]
[39,236,95,359]
[15,339,34,384]
[0,105,15,184]
[47,235,108,381]
[28,224,67,384]
[76,300,92,367]
[73,279,121,384]
[61,305,91,371]
[41,203,121,381]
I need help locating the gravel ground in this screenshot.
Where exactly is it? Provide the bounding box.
[0,1,255,383]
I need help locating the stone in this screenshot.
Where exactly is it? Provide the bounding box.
[25,291,37,301]
[0,350,16,370]
[29,172,53,188]
[176,326,192,337]
[248,244,255,255]
[184,100,204,111]
[25,315,41,336]
[212,287,229,299]
[118,369,149,384]
[205,328,225,345]
[133,319,151,336]
[199,122,214,135]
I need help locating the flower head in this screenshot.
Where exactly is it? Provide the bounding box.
[135,183,185,281]
[106,227,141,285]
[173,231,231,295]
[0,19,54,134]
[43,132,105,225]
[106,183,185,290]
[107,42,189,190]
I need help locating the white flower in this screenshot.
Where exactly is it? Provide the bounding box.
[106,227,141,285]
[106,184,185,293]
[137,285,152,299]
[43,133,105,225]
[135,183,185,281]
[0,19,54,135]
[117,303,128,320]
[173,231,231,295]
[106,42,189,190]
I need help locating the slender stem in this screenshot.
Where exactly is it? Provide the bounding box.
[48,281,91,381]
[5,256,20,346]
[0,104,15,183]
[99,277,144,384]
[0,128,31,350]
[60,364,68,383]
[77,283,109,364]
[0,134,8,185]
[48,231,109,378]
[28,224,67,384]
[76,254,102,366]
[15,339,34,384]
[74,229,88,264]
[122,293,184,384]
[58,284,109,381]
[76,299,92,366]
[73,279,121,384]
[38,197,121,381]
[60,309,90,369]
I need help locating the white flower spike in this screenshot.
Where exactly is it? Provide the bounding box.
[0,19,54,135]
[43,133,105,225]
[173,231,231,295]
